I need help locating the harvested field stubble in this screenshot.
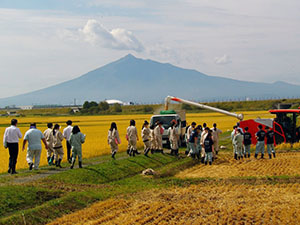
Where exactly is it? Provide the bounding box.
[177,152,300,179]
[48,183,300,225]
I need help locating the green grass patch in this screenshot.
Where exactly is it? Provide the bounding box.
[46,153,179,184]
[0,186,61,218]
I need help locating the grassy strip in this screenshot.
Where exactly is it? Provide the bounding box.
[0,186,62,218]
[45,153,179,184]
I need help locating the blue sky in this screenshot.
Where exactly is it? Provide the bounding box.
[0,0,299,100]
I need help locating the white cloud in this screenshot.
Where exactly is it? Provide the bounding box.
[78,19,144,52]
[214,54,232,65]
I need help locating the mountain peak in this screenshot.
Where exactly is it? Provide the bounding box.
[114,53,140,65]
[123,53,137,60]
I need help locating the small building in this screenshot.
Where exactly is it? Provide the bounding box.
[71,107,81,113]
[105,100,124,105]
[20,105,33,110]
[7,111,20,116]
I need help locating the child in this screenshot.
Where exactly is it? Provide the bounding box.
[154,121,164,154]
[53,124,64,168]
[196,125,202,160]
[126,120,139,156]
[149,124,156,154]
[185,122,196,155]
[233,129,244,160]
[200,127,209,163]
[255,125,266,159]
[141,121,151,156]
[108,122,121,159]
[231,126,238,159]
[43,123,55,165]
[243,127,252,158]
[203,131,214,165]
[188,127,198,159]
[265,126,275,159]
[69,125,86,169]
[211,123,222,157]
[168,120,179,156]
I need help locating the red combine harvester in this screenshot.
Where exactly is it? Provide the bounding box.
[240,109,300,145]
[164,96,300,145]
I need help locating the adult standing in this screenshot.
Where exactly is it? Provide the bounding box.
[53,124,64,168]
[22,123,48,170]
[3,119,22,174]
[43,123,55,165]
[63,120,73,163]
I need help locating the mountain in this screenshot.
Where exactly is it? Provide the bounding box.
[0,54,299,107]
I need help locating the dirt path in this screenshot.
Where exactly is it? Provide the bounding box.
[0,154,129,185]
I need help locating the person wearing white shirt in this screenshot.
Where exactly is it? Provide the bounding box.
[3,119,22,174]
[63,120,73,163]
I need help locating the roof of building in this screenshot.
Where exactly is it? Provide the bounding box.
[105,99,124,105]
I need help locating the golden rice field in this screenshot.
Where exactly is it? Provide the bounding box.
[177,152,300,179]
[0,111,272,173]
[48,182,300,225]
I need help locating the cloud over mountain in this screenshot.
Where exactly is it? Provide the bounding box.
[79,19,144,52]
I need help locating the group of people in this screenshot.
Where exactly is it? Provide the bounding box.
[3,119,86,174]
[4,116,278,175]
[108,119,166,159]
[107,119,223,166]
[231,123,276,160]
[185,122,222,165]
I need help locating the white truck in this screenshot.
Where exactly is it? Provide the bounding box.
[150,109,186,147]
[150,96,244,148]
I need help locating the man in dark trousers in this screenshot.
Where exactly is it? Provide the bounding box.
[63,120,73,163]
[265,126,276,159]
[243,127,252,158]
[3,119,22,174]
[255,125,266,159]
